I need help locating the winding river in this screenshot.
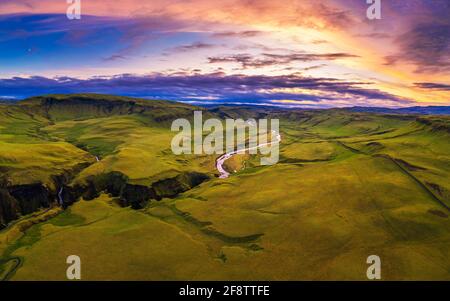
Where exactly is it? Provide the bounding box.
[216,131,281,178]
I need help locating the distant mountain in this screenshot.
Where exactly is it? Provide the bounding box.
[0,98,18,104]
[347,106,450,115]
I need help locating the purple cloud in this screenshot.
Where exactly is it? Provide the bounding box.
[208,52,359,69]
[0,73,413,108]
[385,23,450,73]
[212,31,264,38]
[414,82,450,91]
[164,42,217,55]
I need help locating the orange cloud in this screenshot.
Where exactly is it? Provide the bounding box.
[1,0,448,105]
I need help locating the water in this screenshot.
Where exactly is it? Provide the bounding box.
[58,187,64,206]
[215,131,281,179]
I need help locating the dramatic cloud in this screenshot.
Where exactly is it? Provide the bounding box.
[0,73,412,108]
[0,13,195,62]
[414,82,450,91]
[371,0,450,74]
[385,23,450,73]
[0,0,358,30]
[208,52,359,69]
[0,1,448,107]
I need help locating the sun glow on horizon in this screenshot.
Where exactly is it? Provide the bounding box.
[0,0,448,107]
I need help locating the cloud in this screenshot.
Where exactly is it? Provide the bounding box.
[1,0,448,107]
[0,13,204,65]
[311,40,329,44]
[103,55,127,62]
[301,64,327,71]
[165,42,217,54]
[212,31,263,38]
[0,73,412,108]
[355,33,391,39]
[208,52,359,69]
[0,13,185,45]
[0,0,358,31]
[384,23,450,73]
[414,82,450,91]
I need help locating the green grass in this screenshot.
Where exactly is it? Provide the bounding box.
[7,195,229,280]
[1,94,450,280]
[43,114,217,186]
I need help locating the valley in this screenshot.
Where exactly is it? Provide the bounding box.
[1,94,450,280]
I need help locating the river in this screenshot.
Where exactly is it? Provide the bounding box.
[216,131,281,178]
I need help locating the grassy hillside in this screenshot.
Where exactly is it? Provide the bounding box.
[0,95,215,226]
[1,94,450,280]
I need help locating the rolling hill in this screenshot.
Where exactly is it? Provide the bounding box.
[1,94,450,280]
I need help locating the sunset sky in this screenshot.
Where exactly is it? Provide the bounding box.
[0,0,448,108]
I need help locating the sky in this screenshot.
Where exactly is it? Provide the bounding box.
[0,0,449,108]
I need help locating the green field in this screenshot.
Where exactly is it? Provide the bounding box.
[1,94,450,280]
